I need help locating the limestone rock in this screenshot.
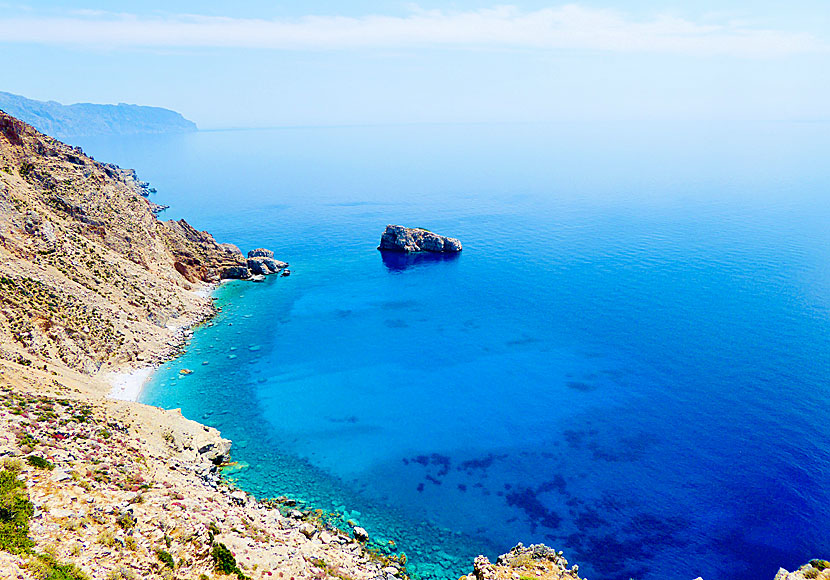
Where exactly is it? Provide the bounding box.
[352,526,369,542]
[377,225,462,253]
[246,256,288,276]
[473,556,495,580]
[248,248,274,258]
[220,243,243,256]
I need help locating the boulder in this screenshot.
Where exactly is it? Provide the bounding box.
[352,526,369,542]
[248,248,274,258]
[198,440,230,464]
[299,523,316,539]
[262,257,288,271]
[220,243,243,256]
[378,225,462,253]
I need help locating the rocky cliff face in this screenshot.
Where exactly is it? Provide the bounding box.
[378,224,462,253]
[0,111,246,374]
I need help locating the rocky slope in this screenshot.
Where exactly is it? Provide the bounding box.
[0,364,393,580]
[0,92,197,140]
[377,225,462,253]
[0,110,277,379]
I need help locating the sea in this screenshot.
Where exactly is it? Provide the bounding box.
[75,121,830,580]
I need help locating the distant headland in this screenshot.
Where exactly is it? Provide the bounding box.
[0,91,197,140]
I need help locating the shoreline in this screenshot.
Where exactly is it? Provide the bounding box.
[104,281,222,402]
[107,366,155,401]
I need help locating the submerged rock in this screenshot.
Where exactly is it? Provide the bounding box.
[378,225,462,253]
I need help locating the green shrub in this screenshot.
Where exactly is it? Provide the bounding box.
[26,456,54,470]
[115,511,135,530]
[0,462,35,554]
[155,549,174,569]
[212,542,247,579]
[24,553,89,580]
[18,432,38,449]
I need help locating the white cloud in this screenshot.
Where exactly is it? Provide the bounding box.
[0,4,825,58]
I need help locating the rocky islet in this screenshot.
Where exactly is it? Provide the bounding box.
[377,225,462,253]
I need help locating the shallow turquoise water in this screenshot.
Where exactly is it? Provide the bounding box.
[76,122,830,580]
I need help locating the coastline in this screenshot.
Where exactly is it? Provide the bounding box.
[107,366,154,401]
[104,282,223,402]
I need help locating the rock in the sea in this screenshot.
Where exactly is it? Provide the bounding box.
[378,225,462,253]
[220,247,287,279]
[247,256,288,275]
[248,248,274,258]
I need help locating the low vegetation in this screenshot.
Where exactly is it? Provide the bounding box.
[23,553,89,580]
[212,542,248,579]
[0,460,34,554]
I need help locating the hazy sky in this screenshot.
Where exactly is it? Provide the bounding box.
[1,1,828,128]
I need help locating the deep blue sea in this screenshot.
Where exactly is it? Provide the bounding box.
[76,122,830,580]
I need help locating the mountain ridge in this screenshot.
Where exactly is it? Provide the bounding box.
[0,91,197,140]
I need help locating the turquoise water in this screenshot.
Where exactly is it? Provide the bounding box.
[77,122,830,580]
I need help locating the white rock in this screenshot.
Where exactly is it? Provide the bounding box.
[51,470,72,482]
[299,523,316,539]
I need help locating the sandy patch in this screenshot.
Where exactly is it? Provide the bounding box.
[108,366,155,401]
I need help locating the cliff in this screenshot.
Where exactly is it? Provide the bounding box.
[0,92,197,140]
[0,110,248,376]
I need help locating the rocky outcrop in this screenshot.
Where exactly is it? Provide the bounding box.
[775,561,830,580]
[462,544,581,580]
[160,218,250,283]
[378,224,462,253]
[219,248,288,279]
[246,248,288,276]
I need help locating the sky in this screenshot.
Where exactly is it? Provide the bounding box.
[0,1,828,128]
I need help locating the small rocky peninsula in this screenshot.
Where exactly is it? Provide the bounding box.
[0,110,823,580]
[378,225,462,253]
